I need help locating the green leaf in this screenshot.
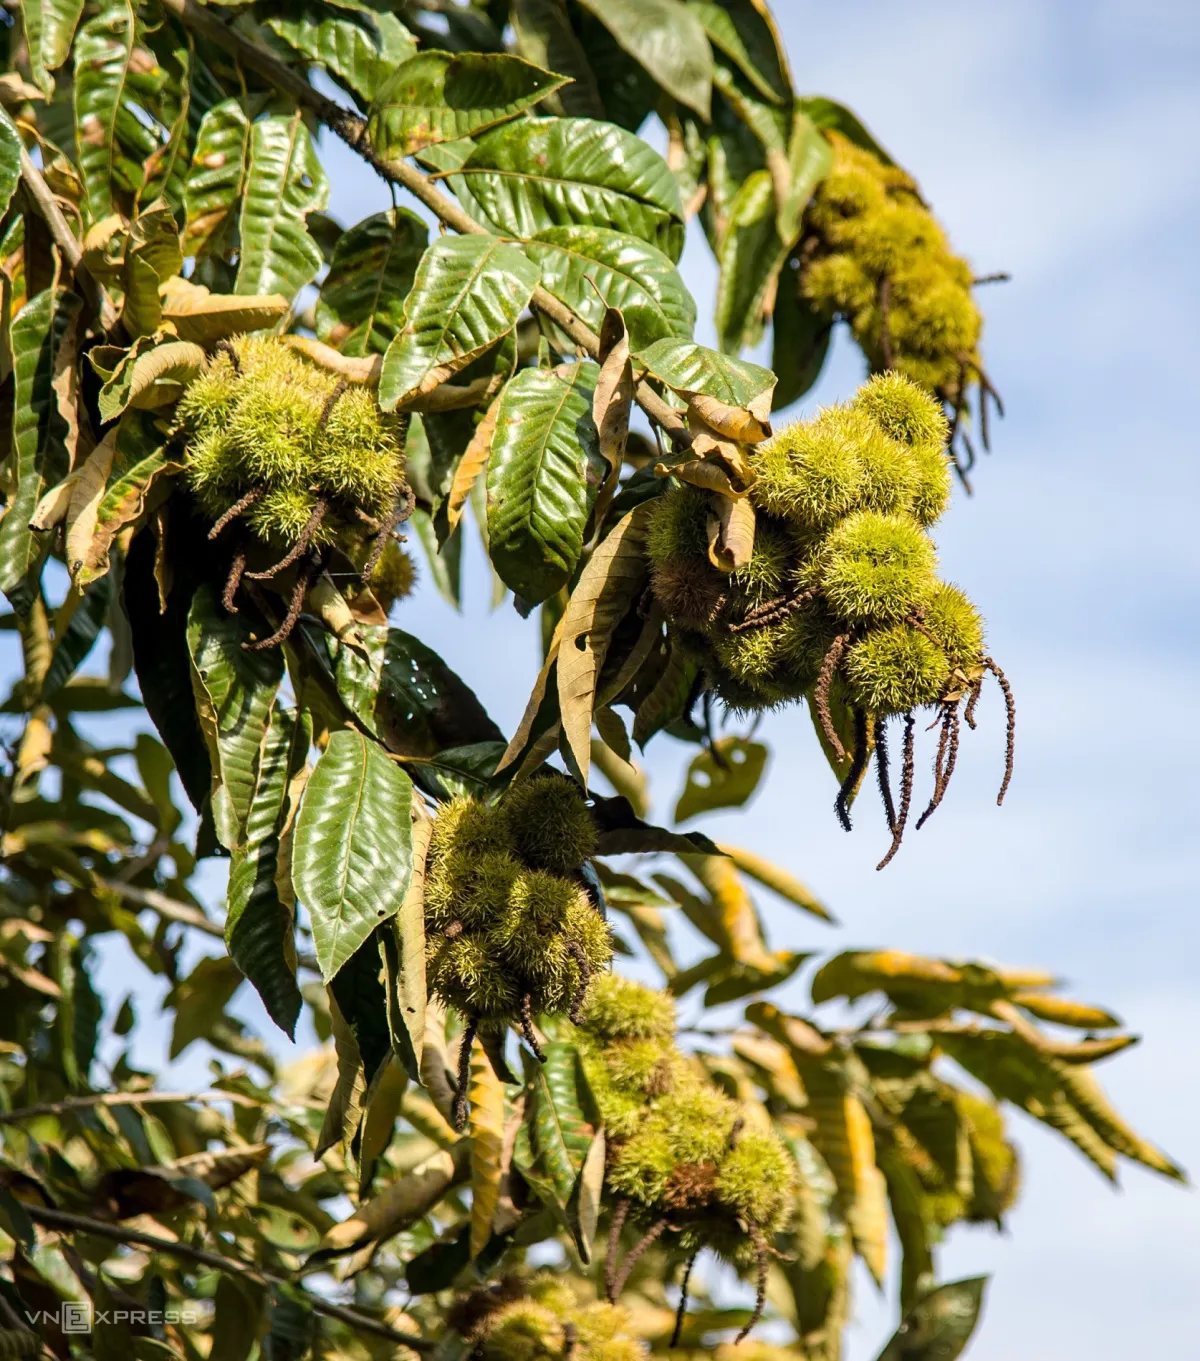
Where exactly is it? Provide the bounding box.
[714,167,788,354]
[41,578,113,700]
[122,202,183,338]
[510,0,605,118]
[686,0,790,105]
[526,226,696,348]
[449,117,685,261]
[73,1,154,223]
[799,95,894,166]
[0,109,22,223]
[378,235,539,410]
[575,0,713,120]
[186,585,285,852]
[776,110,835,246]
[0,288,77,609]
[226,707,307,1039]
[123,528,212,813]
[51,937,103,1087]
[293,728,414,982]
[486,362,601,603]
[771,259,831,410]
[264,3,416,106]
[674,736,769,822]
[183,97,251,258]
[21,0,86,96]
[874,1277,987,1361]
[514,1041,598,1213]
[367,50,567,158]
[315,208,428,357]
[319,622,503,759]
[235,111,329,301]
[97,337,207,421]
[636,336,776,412]
[210,1276,265,1361]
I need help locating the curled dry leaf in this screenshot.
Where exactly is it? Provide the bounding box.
[707,492,755,571]
[281,333,382,385]
[557,504,653,785]
[447,392,502,535]
[64,430,118,580]
[687,391,772,443]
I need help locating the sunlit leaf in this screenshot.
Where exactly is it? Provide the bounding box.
[315,208,428,357]
[368,51,567,158]
[293,729,414,982]
[486,361,601,603]
[575,0,713,120]
[674,735,768,822]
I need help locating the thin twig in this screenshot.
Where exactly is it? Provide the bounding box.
[972,272,1011,286]
[18,147,117,330]
[25,1204,433,1351]
[0,1089,261,1124]
[104,880,222,938]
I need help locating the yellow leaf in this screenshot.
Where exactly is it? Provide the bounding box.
[160,277,291,346]
[681,853,774,971]
[359,1055,408,1195]
[446,392,501,534]
[593,310,633,506]
[307,571,366,648]
[718,843,834,923]
[316,990,368,1158]
[557,504,652,785]
[800,1066,887,1285]
[311,1145,463,1260]
[64,430,118,581]
[1010,991,1121,1029]
[495,612,564,774]
[1055,1063,1186,1182]
[657,453,742,498]
[468,1044,505,1259]
[29,471,82,533]
[706,491,755,571]
[686,390,772,441]
[810,950,962,1005]
[279,332,382,384]
[123,340,209,411]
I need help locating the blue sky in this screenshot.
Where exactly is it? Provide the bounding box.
[12,2,1198,1356]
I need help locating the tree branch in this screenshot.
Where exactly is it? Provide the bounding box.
[106,880,321,972]
[25,1204,434,1352]
[0,1089,264,1124]
[18,147,117,331]
[156,0,690,448]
